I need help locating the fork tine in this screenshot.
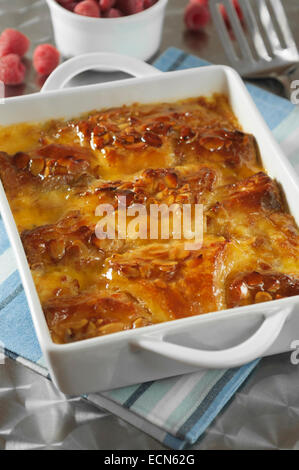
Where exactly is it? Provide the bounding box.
[210,0,299,79]
[223,0,254,61]
[268,0,298,51]
[209,1,239,64]
[256,0,281,53]
[238,0,271,61]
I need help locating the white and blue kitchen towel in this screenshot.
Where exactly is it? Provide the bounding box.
[0,48,299,449]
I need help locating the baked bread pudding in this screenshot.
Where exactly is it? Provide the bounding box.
[1,94,299,344]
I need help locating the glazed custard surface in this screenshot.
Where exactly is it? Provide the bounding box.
[1,94,299,344]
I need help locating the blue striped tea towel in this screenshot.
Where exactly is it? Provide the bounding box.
[0,48,299,449]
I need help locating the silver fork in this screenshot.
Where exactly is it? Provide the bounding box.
[209,0,299,98]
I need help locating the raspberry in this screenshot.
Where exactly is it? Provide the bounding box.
[116,0,144,15]
[190,0,208,5]
[33,44,60,76]
[0,54,26,85]
[219,0,243,25]
[74,0,101,16]
[218,4,229,24]
[57,1,79,11]
[105,8,123,17]
[233,0,243,21]
[144,0,159,9]
[184,3,210,31]
[143,0,155,9]
[0,29,30,58]
[99,0,116,12]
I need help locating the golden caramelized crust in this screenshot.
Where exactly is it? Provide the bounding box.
[0,144,97,194]
[103,238,228,321]
[0,94,299,344]
[44,290,153,344]
[21,212,105,269]
[207,172,299,273]
[206,172,284,239]
[89,165,221,209]
[227,271,299,308]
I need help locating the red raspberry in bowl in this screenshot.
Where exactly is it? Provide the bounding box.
[0,28,30,58]
[99,0,116,12]
[115,0,144,15]
[144,0,156,8]
[57,0,79,10]
[33,44,60,76]
[0,53,26,85]
[105,8,123,17]
[74,0,101,17]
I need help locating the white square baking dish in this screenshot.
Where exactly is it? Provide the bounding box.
[0,53,299,395]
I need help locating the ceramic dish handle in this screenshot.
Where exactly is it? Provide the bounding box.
[41,52,161,92]
[132,308,292,369]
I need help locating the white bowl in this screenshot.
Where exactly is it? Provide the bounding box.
[46,0,168,60]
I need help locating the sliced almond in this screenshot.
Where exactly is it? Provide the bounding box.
[98,322,125,335]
